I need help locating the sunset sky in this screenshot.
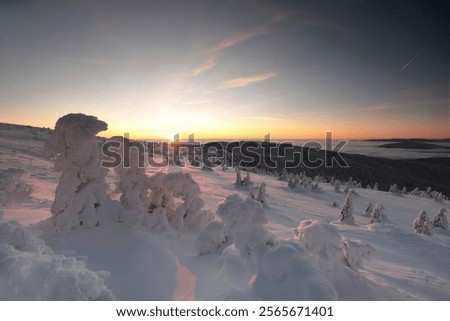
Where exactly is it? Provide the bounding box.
[0,0,449,140]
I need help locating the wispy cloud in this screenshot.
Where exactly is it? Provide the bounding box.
[221,72,276,89]
[208,26,268,55]
[183,56,216,78]
[183,26,268,78]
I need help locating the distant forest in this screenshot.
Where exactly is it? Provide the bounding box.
[206,142,450,197]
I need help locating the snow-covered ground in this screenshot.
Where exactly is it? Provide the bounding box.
[1,123,449,300]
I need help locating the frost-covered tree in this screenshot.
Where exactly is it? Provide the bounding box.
[211,195,337,300]
[369,203,385,224]
[0,168,33,204]
[432,208,448,230]
[235,167,242,186]
[389,184,398,194]
[242,171,251,186]
[401,187,407,195]
[334,180,341,193]
[256,183,267,204]
[364,202,373,217]
[146,172,213,232]
[413,210,432,236]
[293,220,373,282]
[339,193,354,223]
[194,220,228,255]
[434,192,443,203]
[373,182,378,191]
[110,136,149,227]
[217,194,274,259]
[43,114,110,234]
[288,176,298,190]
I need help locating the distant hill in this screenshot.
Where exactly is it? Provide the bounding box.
[378,142,450,150]
[0,122,53,142]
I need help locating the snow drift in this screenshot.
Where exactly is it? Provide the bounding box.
[0,221,114,300]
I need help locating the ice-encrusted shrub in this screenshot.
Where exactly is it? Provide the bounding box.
[334,180,341,193]
[217,194,274,260]
[0,221,114,300]
[147,172,213,232]
[43,114,110,234]
[0,168,33,204]
[235,167,242,186]
[194,220,228,255]
[110,136,149,227]
[293,220,373,280]
[432,208,448,230]
[339,193,354,223]
[364,202,373,217]
[413,210,432,236]
[369,203,386,224]
[288,173,322,193]
[213,194,337,300]
[249,183,267,204]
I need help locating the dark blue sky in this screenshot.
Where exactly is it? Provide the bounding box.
[1,0,448,139]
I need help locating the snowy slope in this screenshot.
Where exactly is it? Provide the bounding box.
[0,125,449,300]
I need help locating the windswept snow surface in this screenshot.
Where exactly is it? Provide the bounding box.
[1,125,449,300]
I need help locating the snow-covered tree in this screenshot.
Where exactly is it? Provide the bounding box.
[0,168,33,204]
[369,203,385,224]
[235,167,242,186]
[389,184,398,194]
[373,182,378,191]
[293,220,373,277]
[339,193,354,223]
[194,220,228,255]
[334,180,341,193]
[43,114,110,234]
[212,195,337,300]
[364,202,373,217]
[256,183,267,204]
[413,210,432,236]
[432,208,448,230]
[110,136,149,227]
[434,192,443,203]
[366,184,371,189]
[217,193,274,259]
[343,185,350,193]
[147,172,213,232]
[242,171,251,186]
